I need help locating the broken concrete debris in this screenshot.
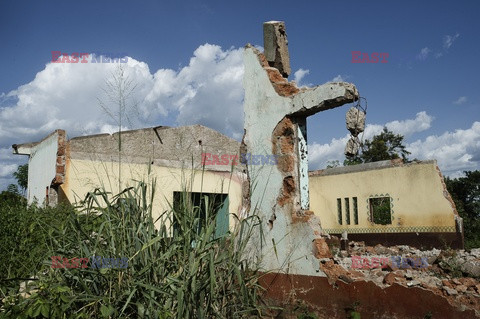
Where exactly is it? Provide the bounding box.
[345,106,366,136]
[324,240,480,314]
[344,135,361,157]
[344,106,366,157]
[263,21,291,77]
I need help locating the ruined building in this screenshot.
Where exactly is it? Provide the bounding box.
[12,125,245,235]
[12,22,462,250]
[11,20,475,317]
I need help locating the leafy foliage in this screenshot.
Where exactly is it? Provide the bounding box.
[370,197,392,225]
[0,198,80,293]
[445,170,480,249]
[344,127,410,165]
[1,181,266,318]
[326,160,341,169]
[13,164,28,194]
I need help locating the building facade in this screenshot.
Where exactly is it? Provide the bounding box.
[309,159,463,248]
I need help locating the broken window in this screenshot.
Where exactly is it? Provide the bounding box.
[173,192,229,238]
[369,197,392,225]
[337,198,342,225]
[353,197,358,225]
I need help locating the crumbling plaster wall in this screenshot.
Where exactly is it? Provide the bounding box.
[242,42,358,275]
[62,125,245,232]
[309,160,458,234]
[68,125,240,171]
[25,130,65,205]
[65,159,244,233]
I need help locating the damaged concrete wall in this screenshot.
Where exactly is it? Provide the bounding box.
[62,124,245,232]
[242,21,358,275]
[12,130,65,205]
[69,125,240,171]
[309,160,463,248]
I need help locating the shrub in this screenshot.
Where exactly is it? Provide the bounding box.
[1,181,266,318]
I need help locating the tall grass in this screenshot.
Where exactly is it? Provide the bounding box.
[1,180,266,318]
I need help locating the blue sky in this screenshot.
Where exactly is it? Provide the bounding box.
[0,0,479,190]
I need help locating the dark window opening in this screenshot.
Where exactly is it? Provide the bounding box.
[345,198,350,225]
[353,197,358,225]
[173,192,229,238]
[337,198,342,225]
[369,197,392,225]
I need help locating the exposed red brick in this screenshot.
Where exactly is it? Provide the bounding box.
[56,165,65,174]
[319,260,355,285]
[279,136,294,154]
[256,51,270,68]
[442,279,454,289]
[277,176,295,207]
[383,272,396,285]
[276,155,294,173]
[272,117,296,174]
[265,67,287,83]
[459,277,477,288]
[313,238,332,259]
[272,82,300,97]
[456,285,468,293]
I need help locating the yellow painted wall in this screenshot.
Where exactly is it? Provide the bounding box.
[61,158,245,232]
[309,161,457,234]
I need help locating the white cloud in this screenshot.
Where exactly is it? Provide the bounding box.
[293,68,309,86]
[384,111,433,138]
[408,122,480,175]
[0,44,244,145]
[0,44,247,190]
[307,112,480,177]
[416,47,431,60]
[0,164,17,178]
[331,75,348,82]
[0,146,28,190]
[443,33,460,49]
[453,96,467,105]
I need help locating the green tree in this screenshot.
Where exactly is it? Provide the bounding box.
[326,160,341,168]
[13,163,28,193]
[345,127,410,165]
[445,170,480,249]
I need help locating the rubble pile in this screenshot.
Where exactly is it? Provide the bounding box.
[321,239,480,315]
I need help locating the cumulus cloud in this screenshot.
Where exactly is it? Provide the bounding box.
[293,68,309,86]
[384,111,433,137]
[416,47,431,60]
[0,147,27,190]
[453,96,467,105]
[307,112,480,178]
[0,44,246,190]
[331,75,349,82]
[0,164,17,179]
[0,45,244,145]
[409,122,480,176]
[443,33,460,49]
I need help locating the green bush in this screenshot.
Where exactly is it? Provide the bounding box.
[1,181,266,318]
[0,193,79,294]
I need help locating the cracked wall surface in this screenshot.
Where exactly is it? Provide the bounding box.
[242,21,358,276]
